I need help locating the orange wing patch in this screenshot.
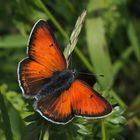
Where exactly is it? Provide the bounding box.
[71,80,112,118]
[36,90,73,124]
[18,20,67,97]
[28,20,66,71]
[35,79,112,124]
[18,58,53,97]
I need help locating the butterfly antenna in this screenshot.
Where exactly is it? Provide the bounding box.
[75,71,104,77]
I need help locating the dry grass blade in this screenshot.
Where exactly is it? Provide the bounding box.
[64,10,87,62]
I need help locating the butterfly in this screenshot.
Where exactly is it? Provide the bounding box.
[18,19,112,124]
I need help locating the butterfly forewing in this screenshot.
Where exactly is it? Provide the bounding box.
[18,20,66,98]
[28,20,66,70]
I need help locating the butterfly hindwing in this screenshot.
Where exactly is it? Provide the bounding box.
[35,89,73,124]
[35,79,112,124]
[71,80,112,118]
[18,20,66,98]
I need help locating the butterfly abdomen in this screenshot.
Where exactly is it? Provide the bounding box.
[37,70,74,99]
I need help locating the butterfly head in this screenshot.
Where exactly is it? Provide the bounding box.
[58,69,75,84]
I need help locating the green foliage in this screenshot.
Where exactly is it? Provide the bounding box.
[0,0,140,140]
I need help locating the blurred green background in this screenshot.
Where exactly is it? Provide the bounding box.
[0,0,140,140]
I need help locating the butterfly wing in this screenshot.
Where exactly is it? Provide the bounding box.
[35,89,73,124]
[71,80,112,118]
[35,80,112,124]
[18,20,66,98]
[28,20,66,70]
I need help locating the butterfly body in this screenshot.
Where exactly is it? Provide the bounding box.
[36,69,74,100]
[18,19,112,124]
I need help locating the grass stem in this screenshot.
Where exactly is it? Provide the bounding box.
[0,91,13,140]
[101,120,106,140]
[38,0,94,72]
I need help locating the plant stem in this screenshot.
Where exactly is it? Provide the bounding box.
[133,117,140,128]
[37,0,94,72]
[0,91,13,140]
[101,120,106,140]
[111,90,127,109]
[38,1,68,39]
[74,48,94,72]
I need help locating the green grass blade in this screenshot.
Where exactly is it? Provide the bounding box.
[33,0,93,72]
[86,0,114,89]
[0,91,13,140]
[127,22,140,62]
[113,47,133,77]
[0,35,27,48]
[7,101,25,140]
[86,17,113,89]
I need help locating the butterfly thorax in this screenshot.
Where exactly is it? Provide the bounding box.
[36,69,74,100]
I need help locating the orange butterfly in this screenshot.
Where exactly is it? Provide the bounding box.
[18,20,112,124]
